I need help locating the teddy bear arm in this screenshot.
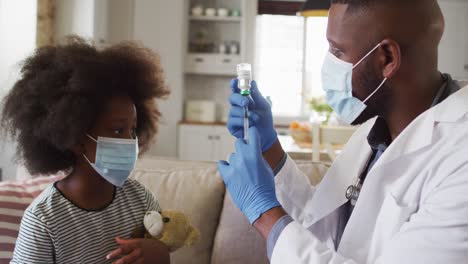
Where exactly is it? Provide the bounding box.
[184,226,200,246]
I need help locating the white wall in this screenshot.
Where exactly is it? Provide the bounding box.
[438,0,468,80]
[133,0,187,157]
[55,0,95,43]
[107,0,133,44]
[0,0,37,181]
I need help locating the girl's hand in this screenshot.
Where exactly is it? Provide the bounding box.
[106,237,170,264]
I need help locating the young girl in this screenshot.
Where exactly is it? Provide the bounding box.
[2,36,171,264]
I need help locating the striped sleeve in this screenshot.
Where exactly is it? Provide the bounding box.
[11,209,54,263]
[144,187,161,213]
[129,179,161,213]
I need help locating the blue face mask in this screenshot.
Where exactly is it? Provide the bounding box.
[83,134,139,187]
[321,42,388,125]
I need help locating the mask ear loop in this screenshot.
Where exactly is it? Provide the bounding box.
[352,43,382,69]
[83,134,98,164]
[86,134,98,143]
[82,153,93,164]
[363,78,388,104]
[135,137,140,157]
[351,42,388,104]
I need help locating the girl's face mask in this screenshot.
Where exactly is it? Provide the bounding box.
[83,134,138,187]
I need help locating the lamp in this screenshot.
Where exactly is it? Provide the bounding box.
[299,0,330,17]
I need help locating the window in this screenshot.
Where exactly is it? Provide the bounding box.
[0,0,37,181]
[0,0,37,94]
[254,14,329,123]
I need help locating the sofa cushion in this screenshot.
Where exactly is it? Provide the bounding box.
[131,157,226,264]
[210,160,329,264]
[0,175,63,264]
[210,192,269,264]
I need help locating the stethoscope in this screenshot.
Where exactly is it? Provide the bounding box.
[345,177,362,206]
[343,74,450,207]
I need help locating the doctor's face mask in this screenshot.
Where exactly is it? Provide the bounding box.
[321,42,388,125]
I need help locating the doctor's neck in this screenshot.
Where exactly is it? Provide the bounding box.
[380,73,444,141]
[381,0,444,140]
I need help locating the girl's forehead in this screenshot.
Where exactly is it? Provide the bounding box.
[99,96,137,121]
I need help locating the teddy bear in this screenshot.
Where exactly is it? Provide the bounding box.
[143,210,200,252]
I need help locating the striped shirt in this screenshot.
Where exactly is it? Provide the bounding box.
[11,179,161,264]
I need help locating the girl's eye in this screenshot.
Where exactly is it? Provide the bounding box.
[113,128,124,135]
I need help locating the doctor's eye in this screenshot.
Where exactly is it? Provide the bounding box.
[333,50,344,58]
[131,127,137,138]
[329,47,343,58]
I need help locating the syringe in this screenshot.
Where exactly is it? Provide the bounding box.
[237,63,253,142]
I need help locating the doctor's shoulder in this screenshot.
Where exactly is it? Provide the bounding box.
[416,121,468,199]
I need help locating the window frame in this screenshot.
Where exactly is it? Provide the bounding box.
[254,13,328,125]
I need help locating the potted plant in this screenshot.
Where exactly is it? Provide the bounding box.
[308,97,333,125]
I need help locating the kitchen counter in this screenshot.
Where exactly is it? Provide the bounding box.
[279,135,341,164]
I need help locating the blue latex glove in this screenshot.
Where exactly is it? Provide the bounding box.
[227,79,278,152]
[218,127,281,224]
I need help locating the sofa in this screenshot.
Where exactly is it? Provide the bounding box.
[0,156,328,264]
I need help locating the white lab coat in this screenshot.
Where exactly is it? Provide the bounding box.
[272,83,468,263]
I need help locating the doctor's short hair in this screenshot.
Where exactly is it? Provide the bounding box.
[330,0,410,11]
[0,35,170,175]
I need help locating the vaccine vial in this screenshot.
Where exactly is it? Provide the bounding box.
[237,63,252,96]
[236,63,252,141]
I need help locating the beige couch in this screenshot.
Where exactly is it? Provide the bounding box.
[0,156,327,263]
[132,156,328,264]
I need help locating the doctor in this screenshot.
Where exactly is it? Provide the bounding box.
[218,0,468,263]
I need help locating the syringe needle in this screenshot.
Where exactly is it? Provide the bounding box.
[244,106,249,142]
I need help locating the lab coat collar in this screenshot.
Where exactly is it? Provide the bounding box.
[371,84,468,171]
[304,98,438,226]
[304,120,374,226]
[304,85,468,227]
[433,83,468,123]
[370,78,466,169]
[338,85,468,260]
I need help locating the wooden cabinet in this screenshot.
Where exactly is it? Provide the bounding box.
[178,124,235,161]
[438,0,468,79]
[185,0,247,76]
[185,53,241,75]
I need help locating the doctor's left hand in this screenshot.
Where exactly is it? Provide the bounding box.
[218,127,281,224]
[106,237,170,264]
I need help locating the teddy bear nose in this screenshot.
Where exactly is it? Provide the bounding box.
[163,217,170,223]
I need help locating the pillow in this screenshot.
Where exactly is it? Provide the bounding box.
[131,157,225,264]
[0,175,63,264]
[210,159,329,264]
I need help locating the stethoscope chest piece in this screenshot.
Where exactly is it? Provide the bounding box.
[345,178,362,206]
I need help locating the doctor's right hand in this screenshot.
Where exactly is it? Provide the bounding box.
[218,127,281,224]
[227,79,277,152]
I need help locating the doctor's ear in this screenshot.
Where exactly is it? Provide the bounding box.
[379,39,401,79]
